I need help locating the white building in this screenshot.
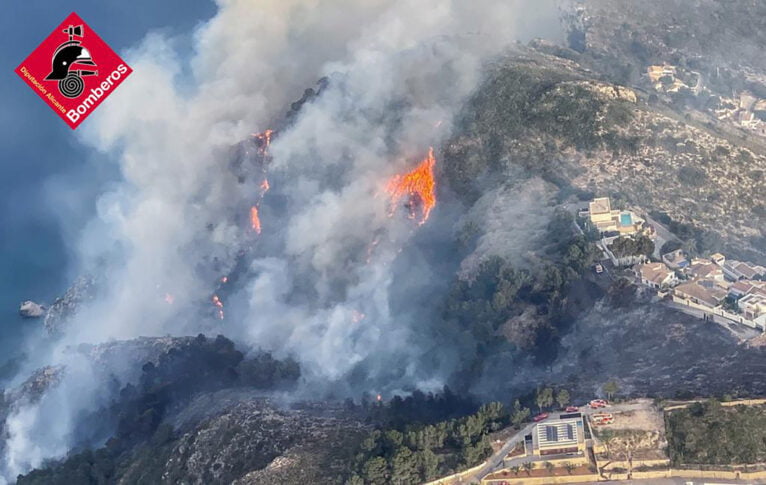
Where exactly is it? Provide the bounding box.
[533,415,585,457]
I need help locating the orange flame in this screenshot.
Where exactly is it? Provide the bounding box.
[376,394,383,402]
[250,206,262,234]
[260,178,270,193]
[212,295,225,320]
[252,129,274,157]
[221,276,228,284]
[385,148,436,224]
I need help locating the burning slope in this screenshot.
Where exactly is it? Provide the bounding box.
[212,294,224,320]
[386,148,437,224]
[246,130,273,236]
[252,129,274,157]
[250,206,262,234]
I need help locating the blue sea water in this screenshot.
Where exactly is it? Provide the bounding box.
[0,1,216,360]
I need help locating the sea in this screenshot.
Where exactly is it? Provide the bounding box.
[0,1,217,373]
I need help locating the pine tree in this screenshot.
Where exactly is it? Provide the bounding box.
[362,456,389,485]
[511,399,530,427]
[536,387,554,412]
[390,447,419,485]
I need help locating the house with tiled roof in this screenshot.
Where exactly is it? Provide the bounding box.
[673,282,728,310]
[729,280,766,298]
[635,262,678,289]
[688,258,725,282]
[723,260,766,281]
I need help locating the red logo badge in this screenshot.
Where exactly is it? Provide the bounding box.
[15,12,132,129]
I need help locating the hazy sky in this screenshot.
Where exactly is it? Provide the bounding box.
[0,1,216,355]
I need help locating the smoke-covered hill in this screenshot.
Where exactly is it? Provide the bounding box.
[5,0,766,482]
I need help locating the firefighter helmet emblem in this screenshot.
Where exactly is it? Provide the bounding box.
[44,25,98,98]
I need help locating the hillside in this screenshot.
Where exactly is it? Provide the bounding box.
[448,47,765,261]
[10,3,766,483]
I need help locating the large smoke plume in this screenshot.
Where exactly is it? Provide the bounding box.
[1,0,561,478]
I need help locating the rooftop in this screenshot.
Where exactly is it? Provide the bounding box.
[675,281,728,308]
[535,416,583,451]
[637,262,674,286]
[725,261,766,279]
[731,280,766,297]
[688,259,723,279]
[589,197,611,215]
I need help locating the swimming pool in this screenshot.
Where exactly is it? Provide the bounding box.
[620,212,633,226]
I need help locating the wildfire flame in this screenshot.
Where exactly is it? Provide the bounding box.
[252,129,274,157]
[212,294,224,320]
[250,206,262,234]
[246,130,272,236]
[221,276,228,284]
[385,148,436,224]
[376,394,383,402]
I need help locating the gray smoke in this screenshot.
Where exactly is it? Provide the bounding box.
[458,176,558,278]
[1,0,562,479]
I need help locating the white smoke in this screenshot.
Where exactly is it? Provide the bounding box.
[2,0,562,479]
[61,0,561,380]
[459,177,558,277]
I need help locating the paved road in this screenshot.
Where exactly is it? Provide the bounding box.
[604,480,755,485]
[462,422,537,483]
[643,213,681,259]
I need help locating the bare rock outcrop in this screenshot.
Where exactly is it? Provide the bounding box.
[18,301,45,319]
[43,275,98,335]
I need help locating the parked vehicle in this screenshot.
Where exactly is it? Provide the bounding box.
[591,413,614,425]
[589,399,608,408]
[565,406,579,412]
[592,413,613,419]
[592,418,614,425]
[533,413,549,422]
[595,264,604,274]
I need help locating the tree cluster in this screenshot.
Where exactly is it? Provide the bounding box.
[666,400,766,466]
[649,211,724,257]
[444,210,599,358]
[361,387,477,430]
[535,387,570,412]
[347,402,507,485]
[608,235,655,258]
